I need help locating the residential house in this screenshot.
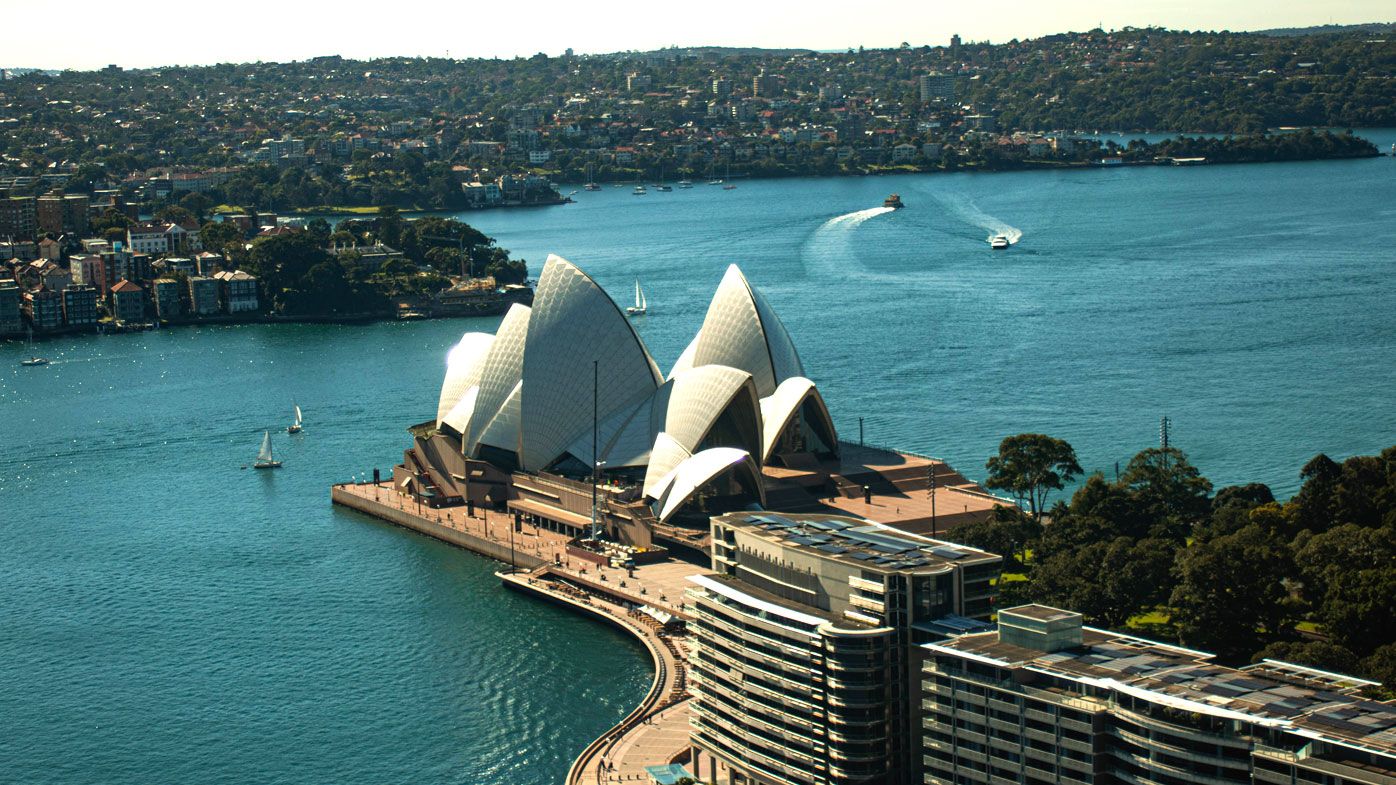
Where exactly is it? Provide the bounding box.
[214,269,259,313]
[0,240,38,262]
[0,279,21,334]
[22,289,63,330]
[187,276,220,316]
[126,222,170,255]
[62,285,98,327]
[109,280,145,324]
[153,279,182,319]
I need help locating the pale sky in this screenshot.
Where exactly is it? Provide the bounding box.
[2,0,1390,71]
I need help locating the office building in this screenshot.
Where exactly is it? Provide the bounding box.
[687,511,1001,785]
[921,605,1396,785]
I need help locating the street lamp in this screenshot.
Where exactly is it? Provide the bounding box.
[591,459,607,541]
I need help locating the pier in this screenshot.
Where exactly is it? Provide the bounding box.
[330,481,703,780]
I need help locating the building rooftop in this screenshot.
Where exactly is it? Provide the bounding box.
[717,511,999,575]
[929,625,1396,757]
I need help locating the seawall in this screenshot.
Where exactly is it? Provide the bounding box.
[330,483,545,569]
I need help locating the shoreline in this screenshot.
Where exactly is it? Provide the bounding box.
[330,482,696,782]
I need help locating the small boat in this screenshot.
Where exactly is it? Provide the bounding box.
[655,184,672,192]
[19,330,48,366]
[677,180,693,188]
[990,235,1010,250]
[708,179,724,185]
[633,185,647,195]
[584,183,602,191]
[287,403,304,434]
[722,184,737,190]
[584,163,601,191]
[253,430,282,469]
[626,278,648,316]
[568,189,578,196]
[883,193,904,209]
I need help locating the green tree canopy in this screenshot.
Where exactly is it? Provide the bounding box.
[983,433,1082,520]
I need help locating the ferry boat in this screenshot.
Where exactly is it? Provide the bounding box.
[990,235,1010,250]
[883,193,904,209]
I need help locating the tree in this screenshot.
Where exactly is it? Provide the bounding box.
[1032,536,1175,629]
[984,434,1082,520]
[200,220,243,253]
[1119,447,1213,538]
[947,506,1040,569]
[155,205,195,225]
[1170,524,1293,661]
[1253,640,1359,675]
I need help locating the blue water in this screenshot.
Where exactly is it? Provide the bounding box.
[3,137,1395,783]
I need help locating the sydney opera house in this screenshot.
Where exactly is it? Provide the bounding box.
[393,255,1004,554]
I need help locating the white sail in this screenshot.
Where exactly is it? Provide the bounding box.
[639,282,647,310]
[258,431,274,462]
[293,405,303,426]
[634,279,643,310]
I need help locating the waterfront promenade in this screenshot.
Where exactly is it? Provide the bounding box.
[331,481,704,780]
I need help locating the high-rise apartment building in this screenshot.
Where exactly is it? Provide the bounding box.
[919,73,957,103]
[687,511,1001,785]
[922,605,1396,785]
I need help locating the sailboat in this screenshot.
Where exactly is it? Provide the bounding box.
[584,162,601,191]
[721,162,737,190]
[20,329,48,366]
[287,403,303,434]
[253,430,282,469]
[626,278,648,316]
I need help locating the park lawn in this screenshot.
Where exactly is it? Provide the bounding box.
[290,205,390,215]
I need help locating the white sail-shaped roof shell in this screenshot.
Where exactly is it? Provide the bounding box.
[643,432,692,499]
[436,332,495,425]
[441,385,480,438]
[569,364,762,475]
[688,264,804,397]
[651,448,765,523]
[759,376,838,463]
[518,255,663,471]
[463,304,531,454]
[477,381,523,454]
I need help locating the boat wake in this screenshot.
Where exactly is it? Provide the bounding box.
[802,207,898,280]
[927,191,1023,245]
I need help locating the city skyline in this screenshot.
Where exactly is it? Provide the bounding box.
[1,0,1391,71]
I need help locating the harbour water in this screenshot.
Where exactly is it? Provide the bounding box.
[3,135,1395,783]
